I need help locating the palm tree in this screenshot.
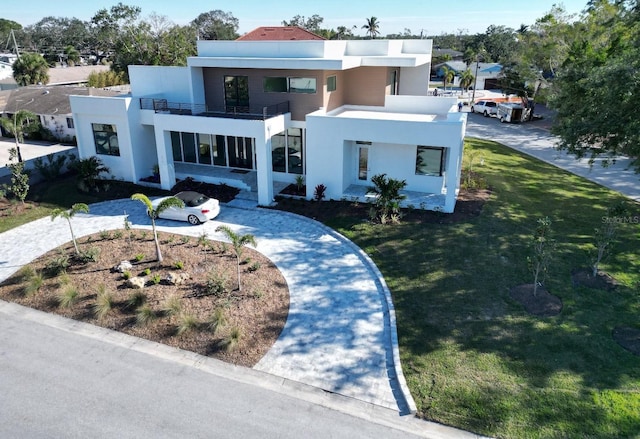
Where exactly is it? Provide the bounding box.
[215,225,257,292]
[70,157,110,192]
[131,193,184,263]
[50,203,90,255]
[441,65,455,91]
[362,17,380,39]
[12,52,50,86]
[366,173,407,222]
[460,69,475,93]
[0,109,39,162]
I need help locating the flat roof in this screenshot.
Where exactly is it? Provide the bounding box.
[331,109,437,122]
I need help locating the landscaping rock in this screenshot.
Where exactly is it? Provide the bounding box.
[126,276,146,289]
[166,272,190,285]
[112,260,133,273]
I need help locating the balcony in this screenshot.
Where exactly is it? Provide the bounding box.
[139,98,289,120]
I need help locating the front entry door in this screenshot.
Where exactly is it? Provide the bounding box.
[357,145,370,182]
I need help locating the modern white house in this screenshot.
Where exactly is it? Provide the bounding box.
[70,30,467,212]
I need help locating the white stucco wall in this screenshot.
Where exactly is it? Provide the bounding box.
[40,114,75,141]
[128,66,192,102]
[70,95,137,183]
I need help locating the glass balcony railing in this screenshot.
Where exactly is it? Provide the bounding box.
[139,98,289,120]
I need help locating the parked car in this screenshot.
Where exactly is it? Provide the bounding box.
[471,100,498,117]
[150,191,220,225]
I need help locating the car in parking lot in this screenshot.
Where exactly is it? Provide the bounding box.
[151,191,220,224]
[471,100,498,117]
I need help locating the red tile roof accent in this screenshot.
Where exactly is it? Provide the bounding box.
[237,26,326,41]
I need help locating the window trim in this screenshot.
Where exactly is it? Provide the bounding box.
[92,123,120,156]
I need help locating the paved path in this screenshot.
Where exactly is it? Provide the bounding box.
[0,200,414,415]
[464,111,640,202]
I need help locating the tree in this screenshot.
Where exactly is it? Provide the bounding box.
[63,45,80,65]
[50,203,90,255]
[70,157,110,192]
[215,225,257,292]
[12,52,49,86]
[591,202,627,276]
[2,149,30,204]
[282,14,324,34]
[131,193,184,263]
[366,173,407,224]
[0,109,39,162]
[192,10,239,40]
[459,68,475,92]
[549,1,640,170]
[362,16,381,39]
[87,70,127,87]
[528,216,554,297]
[441,65,455,91]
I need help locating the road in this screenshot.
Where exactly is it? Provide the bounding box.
[1,302,465,439]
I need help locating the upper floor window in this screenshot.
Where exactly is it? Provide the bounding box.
[67,117,74,129]
[92,123,119,156]
[289,77,316,94]
[327,75,337,92]
[263,76,317,94]
[415,146,444,176]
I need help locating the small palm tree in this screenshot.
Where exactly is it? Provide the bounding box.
[12,52,50,86]
[0,109,39,163]
[441,66,455,91]
[50,203,90,255]
[215,225,257,292]
[367,173,407,223]
[70,157,110,192]
[460,69,475,93]
[131,193,184,263]
[362,16,381,39]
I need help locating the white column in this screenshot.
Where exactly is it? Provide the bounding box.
[255,130,274,206]
[155,129,176,191]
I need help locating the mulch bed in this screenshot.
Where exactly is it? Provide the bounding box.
[509,284,563,317]
[571,268,619,291]
[171,178,240,204]
[0,231,289,368]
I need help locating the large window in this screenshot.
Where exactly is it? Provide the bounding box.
[263,77,288,93]
[92,123,119,156]
[288,77,316,94]
[271,128,304,174]
[171,131,253,169]
[415,146,445,176]
[263,76,317,94]
[224,75,249,111]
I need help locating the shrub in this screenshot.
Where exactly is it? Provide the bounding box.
[176,312,200,335]
[33,153,69,181]
[134,253,145,262]
[313,183,327,201]
[205,271,228,297]
[207,308,227,334]
[24,270,44,297]
[99,230,112,240]
[173,261,185,270]
[142,268,151,276]
[162,295,182,316]
[16,265,35,282]
[94,285,115,320]
[219,327,242,352]
[180,236,191,245]
[366,173,407,224]
[75,246,100,263]
[136,305,157,326]
[150,274,162,285]
[58,285,79,308]
[122,270,132,280]
[248,262,261,273]
[45,254,70,276]
[126,291,147,309]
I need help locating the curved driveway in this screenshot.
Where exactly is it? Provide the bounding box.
[0,200,414,414]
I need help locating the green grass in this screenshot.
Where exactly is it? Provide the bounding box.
[331,138,640,438]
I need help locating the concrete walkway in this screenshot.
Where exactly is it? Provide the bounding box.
[0,200,415,415]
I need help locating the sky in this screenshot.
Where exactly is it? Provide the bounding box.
[3,0,589,37]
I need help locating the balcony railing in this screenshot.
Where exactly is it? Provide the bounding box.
[139,98,289,120]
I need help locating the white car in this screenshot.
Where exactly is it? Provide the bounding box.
[151,191,220,225]
[471,100,498,117]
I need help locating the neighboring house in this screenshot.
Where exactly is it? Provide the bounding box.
[433,61,503,90]
[1,86,121,142]
[238,26,325,41]
[70,28,467,212]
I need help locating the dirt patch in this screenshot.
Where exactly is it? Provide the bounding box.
[612,326,640,356]
[571,268,618,291]
[509,284,563,317]
[279,184,306,197]
[0,231,289,368]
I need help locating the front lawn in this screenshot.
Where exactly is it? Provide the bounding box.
[323,138,640,438]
